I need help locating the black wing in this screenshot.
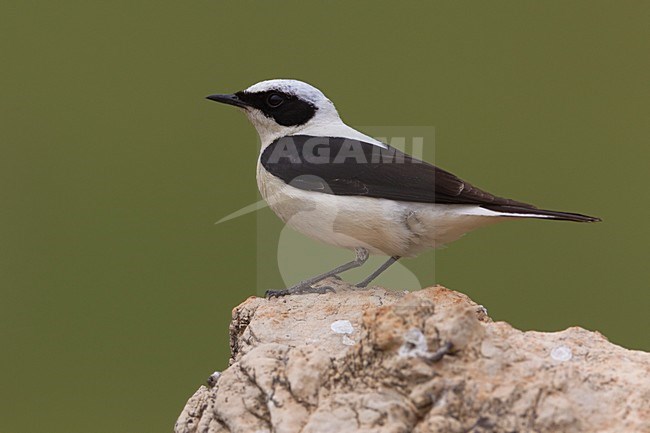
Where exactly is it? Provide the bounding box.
[260,135,534,208]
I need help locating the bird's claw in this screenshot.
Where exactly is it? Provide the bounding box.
[311,285,335,294]
[265,285,335,298]
[265,289,290,298]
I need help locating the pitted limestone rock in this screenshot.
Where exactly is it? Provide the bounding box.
[175,279,650,433]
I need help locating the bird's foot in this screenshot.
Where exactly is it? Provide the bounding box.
[265,284,335,298]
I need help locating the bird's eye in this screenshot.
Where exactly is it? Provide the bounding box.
[266,94,284,108]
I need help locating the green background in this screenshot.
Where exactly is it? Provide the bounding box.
[2,1,649,432]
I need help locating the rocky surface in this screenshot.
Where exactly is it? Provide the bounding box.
[175,279,650,433]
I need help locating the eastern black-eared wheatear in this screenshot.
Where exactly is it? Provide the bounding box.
[207,79,600,297]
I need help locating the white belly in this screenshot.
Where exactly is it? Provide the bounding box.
[257,164,503,257]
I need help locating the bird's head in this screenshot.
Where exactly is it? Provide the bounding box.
[206,79,341,143]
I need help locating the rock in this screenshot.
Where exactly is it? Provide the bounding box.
[175,278,650,433]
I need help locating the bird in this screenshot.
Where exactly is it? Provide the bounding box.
[206,79,600,297]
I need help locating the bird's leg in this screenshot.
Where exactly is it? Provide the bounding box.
[266,248,370,298]
[355,256,400,288]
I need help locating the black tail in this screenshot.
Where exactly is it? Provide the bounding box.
[481,205,601,223]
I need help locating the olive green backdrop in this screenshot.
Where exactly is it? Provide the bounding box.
[1,1,648,432]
